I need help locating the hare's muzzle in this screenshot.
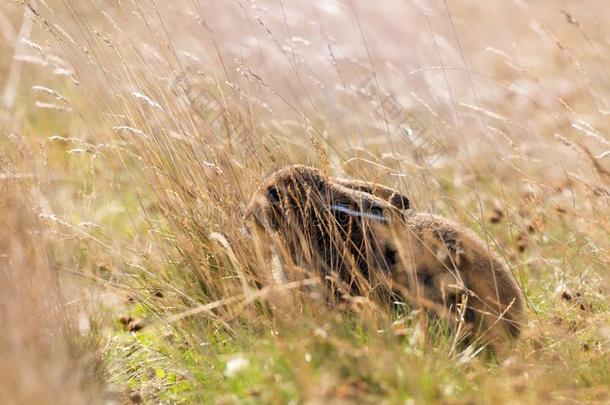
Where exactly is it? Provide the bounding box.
[244,194,278,231]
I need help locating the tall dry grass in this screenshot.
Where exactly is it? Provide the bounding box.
[1,0,608,403]
[0,157,105,402]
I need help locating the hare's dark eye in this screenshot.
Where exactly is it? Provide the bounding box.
[370,205,383,218]
[332,204,351,226]
[335,210,350,226]
[267,187,280,204]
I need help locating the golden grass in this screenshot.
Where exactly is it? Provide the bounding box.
[0,0,608,403]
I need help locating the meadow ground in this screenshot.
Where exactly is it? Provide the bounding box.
[0,1,608,403]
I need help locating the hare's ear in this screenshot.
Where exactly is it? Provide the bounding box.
[333,178,410,210]
[387,192,410,211]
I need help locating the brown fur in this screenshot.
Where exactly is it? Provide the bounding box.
[245,165,526,346]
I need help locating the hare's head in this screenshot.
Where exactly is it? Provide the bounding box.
[245,165,406,294]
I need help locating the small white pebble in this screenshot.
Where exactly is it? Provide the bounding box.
[224,355,249,377]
